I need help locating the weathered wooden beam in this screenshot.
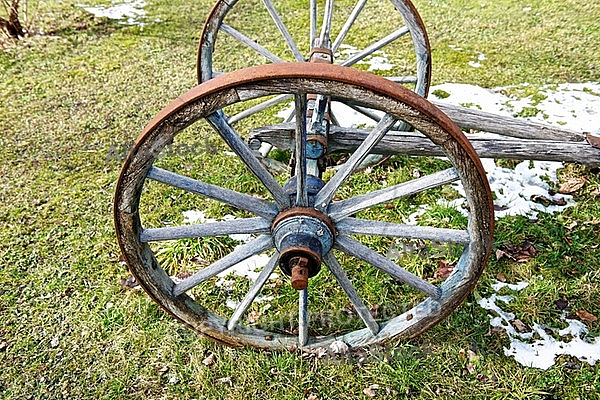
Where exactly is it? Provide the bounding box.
[431,101,585,142]
[250,124,600,166]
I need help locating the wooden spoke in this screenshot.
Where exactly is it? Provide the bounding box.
[299,288,309,346]
[228,94,293,125]
[261,0,304,61]
[323,252,379,335]
[328,168,460,220]
[294,93,309,207]
[331,0,368,53]
[345,103,383,123]
[335,235,441,299]
[336,218,470,244]
[387,76,418,84]
[315,114,396,211]
[207,111,290,208]
[318,0,335,47]
[220,24,285,63]
[141,217,271,242]
[172,234,273,296]
[147,167,278,219]
[309,0,317,47]
[227,253,279,331]
[339,26,410,67]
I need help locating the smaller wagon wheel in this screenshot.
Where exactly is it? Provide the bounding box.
[114,63,494,349]
[198,0,431,125]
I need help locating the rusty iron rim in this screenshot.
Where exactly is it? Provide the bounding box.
[115,62,494,350]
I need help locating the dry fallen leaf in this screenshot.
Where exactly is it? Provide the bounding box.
[558,177,586,194]
[363,384,380,398]
[247,310,261,324]
[495,249,508,261]
[496,272,507,282]
[120,275,140,290]
[466,363,476,375]
[202,352,216,366]
[216,377,233,387]
[575,309,597,323]
[433,260,456,280]
[496,241,537,263]
[512,319,530,333]
[369,304,380,318]
[306,395,318,400]
[531,194,567,206]
[586,132,600,149]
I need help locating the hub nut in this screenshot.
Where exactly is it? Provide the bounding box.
[290,257,309,291]
[272,207,335,291]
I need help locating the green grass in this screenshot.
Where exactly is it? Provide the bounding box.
[1,0,599,398]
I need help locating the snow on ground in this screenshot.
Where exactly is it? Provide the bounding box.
[182,211,274,309]
[77,0,151,26]
[335,44,395,71]
[429,81,600,219]
[479,281,600,370]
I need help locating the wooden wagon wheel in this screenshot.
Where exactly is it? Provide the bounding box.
[197,0,431,125]
[114,63,493,349]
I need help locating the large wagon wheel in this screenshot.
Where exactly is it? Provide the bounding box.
[114,63,493,349]
[198,0,431,125]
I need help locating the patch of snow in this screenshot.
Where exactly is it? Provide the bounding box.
[77,0,148,26]
[225,298,239,310]
[431,82,600,134]
[468,52,487,68]
[431,82,600,218]
[479,281,600,370]
[216,252,271,285]
[450,159,574,218]
[335,44,394,72]
[183,210,278,290]
[402,204,431,225]
[182,210,217,224]
[491,280,529,292]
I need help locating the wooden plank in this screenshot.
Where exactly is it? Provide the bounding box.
[250,124,600,166]
[431,101,585,142]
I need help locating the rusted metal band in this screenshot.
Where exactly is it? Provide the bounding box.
[271,207,336,237]
[309,47,334,64]
[307,134,328,152]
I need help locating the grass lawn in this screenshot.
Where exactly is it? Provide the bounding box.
[1,0,599,398]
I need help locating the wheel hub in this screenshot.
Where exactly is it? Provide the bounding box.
[272,207,335,291]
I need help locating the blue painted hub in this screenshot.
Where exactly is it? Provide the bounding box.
[306,140,325,159]
[276,176,334,278]
[283,175,324,207]
[273,214,335,278]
